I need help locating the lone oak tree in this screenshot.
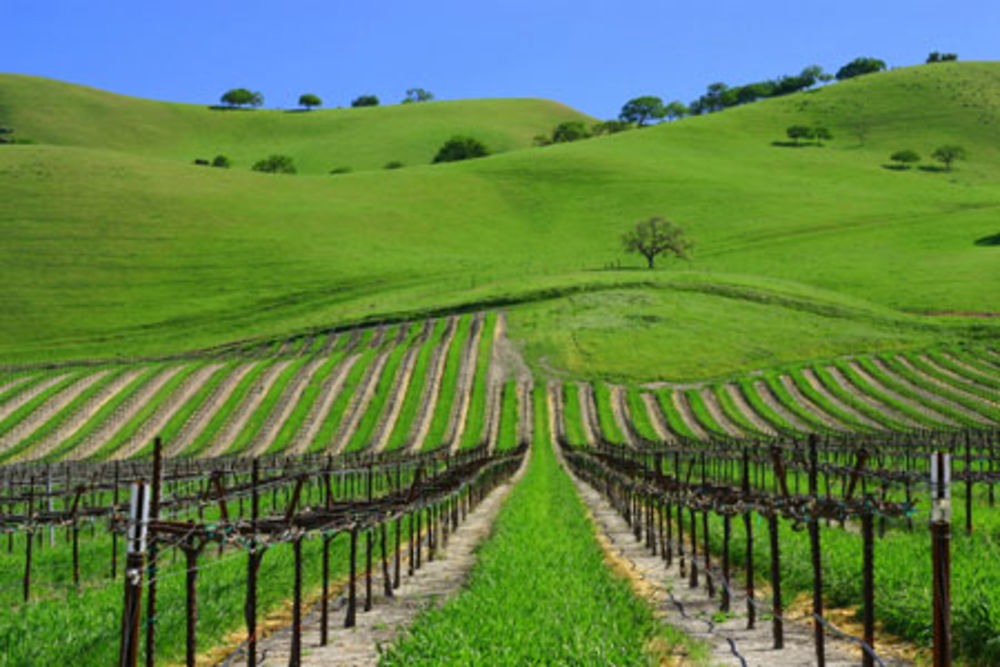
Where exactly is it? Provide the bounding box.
[619,96,666,127]
[622,217,693,269]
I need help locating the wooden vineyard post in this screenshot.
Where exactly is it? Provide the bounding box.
[320,534,331,646]
[112,460,120,579]
[964,435,973,535]
[931,452,952,667]
[721,513,731,613]
[145,437,162,667]
[119,481,150,667]
[688,508,698,588]
[365,528,373,612]
[381,523,393,598]
[24,476,33,603]
[861,509,875,667]
[291,534,303,666]
[768,513,783,649]
[246,459,260,667]
[808,434,825,667]
[345,527,357,628]
[393,516,401,589]
[742,447,755,629]
[702,510,714,597]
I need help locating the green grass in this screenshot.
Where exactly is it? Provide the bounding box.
[384,319,448,451]
[459,313,498,449]
[712,384,769,437]
[0,371,87,443]
[761,374,836,433]
[268,351,347,453]
[852,356,976,427]
[496,380,519,451]
[0,372,51,405]
[734,380,798,435]
[832,359,946,430]
[592,383,625,444]
[624,388,660,442]
[308,335,379,453]
[901,351,1000,413]
[810,365,910,431]
[3,64,1000,378]
[653,389,698,440]
[422,315,473,450]
[182,361,271,457]
[786,368,876,432]
[682,389,730,439]
[879,354,1000,423]
[381,387,702,665]
[561,383,587,447]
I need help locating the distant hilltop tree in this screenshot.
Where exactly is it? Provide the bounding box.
[622,216,693,269]
[663,100,689,120]
[252,154,297,174]
[298,93,322,110]
[932,145,966,171]
[402,88,434,104]
[432,136,489,163]
[835,57,887,80]
[351,94,379,107]
[619,96,666,127]
[220,88,264,108]
[927,52,958,63]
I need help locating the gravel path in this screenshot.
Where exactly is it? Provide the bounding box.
[870,357,994,425]
[446,313,485,452]
[779,375,849,432]
[113,363,224,460]
[408,317,459,451]
[234,435,531,666]
[166,363,255,457]
[288,354,360,455]
[845,361,958,427]
[824,367,921,429]
[672,390,709,440]
[752,380,812,433]
[640,392,675,442]
[247,356,333,456]
[202,361,293,458]
[699,388,746,438]
[0,370,109,459]
[799,369,883,431]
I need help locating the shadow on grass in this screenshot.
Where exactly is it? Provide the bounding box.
[771,141,810,148]
[974,233,1000,247]
[881,164,911,171]
[918,164,948,173]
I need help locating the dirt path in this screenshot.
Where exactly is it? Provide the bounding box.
[640,392,674,442]
[915,354,1000,403]
[288,355,361,455]
[165,363,255,457]
[845,361,957,427]
[671,390,709,440]
[722,385,777,437]
[202,361,293,458]
[446,313,485,452]
[577,382,601,445]
[331,349,392,453]
[752,380,812,433]
[20,369,145,462]
[699,388,746,438]
[824,367,921,429]
[609,385,638,447]
[0,370,109,459]
[247,356,332,456]
[799,369,883,431]
[408,317,459,451]
[70,366,183,460]
[113,363,224,460]
[560,455,893,666]
[235,436,531,666]
[0,373,71,423]
[779,375,849,432]
[870,358,994,425]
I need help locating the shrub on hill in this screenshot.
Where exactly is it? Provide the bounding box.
[432,136,489,163]
[783,125,832,146]
[889,149,920,169]
[351,95,379,107]
[927,52,958,63]
[252,154,296,174]
[220,88,264,108]
[402,88,434,103]
[329,166,353,174]
[384,161,404,169]
[591,120,634,136]
[298,93,322,110]
[211,155,231,168]
[835,57,886,80]
[551,120,592,143]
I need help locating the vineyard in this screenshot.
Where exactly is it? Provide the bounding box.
[2,312,1000,665]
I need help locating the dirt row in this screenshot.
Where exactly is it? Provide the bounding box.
[371,323,430,452]
[779,375,850,431]
[408,316,459,451]
[0,373,71,423]
[870,357,995,425]
[445,313,486,452]
[288,354,360,455]
[165,363,254,457]
[202,361,293,458]
[247,356,332,457]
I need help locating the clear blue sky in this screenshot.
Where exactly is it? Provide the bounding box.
[3,0,996,118]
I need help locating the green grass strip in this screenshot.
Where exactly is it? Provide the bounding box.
[423,315,474,451]
[561,383,587,447]
[182,361,271,458]
[592,382,624,444]
[497,380,519,451]
[0,371,88,443]
[901,352,1000,414]
[683,389,730,439]
[855,356,975,426]
[734,379,798,435]
[712,384,769,437]
[345,325,423,453]
[309,343,379,453]
[786,369,875,432]
[932,348,1000,390]
[381,386,697,665]
[43,365,165,462]
[269,351,348,453]
[460,313,498,450]
[0,371,50,406]
[228,358,308,455]
[653,389,697,440]
[624,388,660,442]
[835,359,953,429]
[0,368,125,464]
[881,354,1000,423]
[385,320,448,451]
[762,374,837,433]
[810,366,909,431]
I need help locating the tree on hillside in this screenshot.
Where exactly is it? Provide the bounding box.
[800,65,835,84]
[622,216,693,269]
[402,88,434,103]
[664,100,689,120]
[835,57,887,80]
[927,52,958,63]
[619,96,666,127]
[890,149,920,169]
[432,136,490,163]
[591,120,633,135]
[298,93,322,110]
[551,120,591,143]
[351,94,379,107]
[932,145,966,171]
[252,154,297,174]
[813,126,832,146]
[786,125,813,145]
[220,88,264,108]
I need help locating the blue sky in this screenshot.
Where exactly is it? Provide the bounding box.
[3,1,996,118]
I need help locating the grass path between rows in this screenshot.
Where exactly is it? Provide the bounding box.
[380,389,692,665]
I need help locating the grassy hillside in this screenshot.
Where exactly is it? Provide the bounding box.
[0,74,592,173]
[1,63,999,378]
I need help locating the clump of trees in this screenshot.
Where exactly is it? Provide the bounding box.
[351,95,379,107]
[220,88,264,108]
[402,88,434,103]
[783,125,832,146]
[619,96,666,126]
[689,66,832,115]
[211,154,231,168]
[252,155,296,174]
[927,52,958,63]
[298,94,322,110]
[886,146,966,172]
[622,216,693,269]
[835,57,887,80]
[889,149,920,169]
[432,136,489,163]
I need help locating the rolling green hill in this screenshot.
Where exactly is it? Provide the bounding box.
[1,62,999,379]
